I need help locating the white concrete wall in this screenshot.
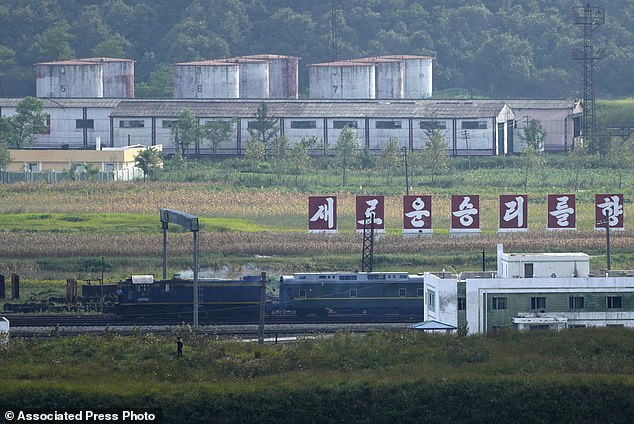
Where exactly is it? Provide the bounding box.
[499,252,590,278]
[423,273,459,328]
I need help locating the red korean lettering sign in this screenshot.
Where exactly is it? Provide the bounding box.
[450,195,480,233]
[547,194,576,230]
[499,194,528,231]
[308,196,337,233]
[355,195,385,232]
[403,195,432,234]
[595,194,624,230]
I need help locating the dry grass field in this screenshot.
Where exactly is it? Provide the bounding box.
[1,180,633,282]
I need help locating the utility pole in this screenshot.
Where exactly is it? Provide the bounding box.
[100,256,105,313]
[463,130,471,170]
[402,146,409,195]
[258,272,267,345]
[482,250,486,272]
[604,209,611,271]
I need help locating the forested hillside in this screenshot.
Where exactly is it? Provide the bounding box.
[0,0,632,99]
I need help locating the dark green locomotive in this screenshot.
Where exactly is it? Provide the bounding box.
[279,271,424,318]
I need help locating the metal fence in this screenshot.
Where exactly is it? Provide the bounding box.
[0,168,145,183]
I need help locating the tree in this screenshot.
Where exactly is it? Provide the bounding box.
[378,138,401,184]
[516,119,547,189]
[518,119,547,151]
[203,119,235,154]
[586,128,611,157]
[567,143,589,192]
[0,45,15,82]
[33,21,74,60]
[268,134,289,181]
[0,97,48,149]
[135,147,163,181]
[63,163,81,181]
[334,125,361,186]
[170,109,199,159]
[518,145,544,190]
[244,137,266,172]
[417,127,449,184]
[134,65,173,98]
[83,163,100,181]
[288,137,314,186]
[607,136,634,189]
[0,143,10,173]
[247,103,279,155]
[91,34,131,58]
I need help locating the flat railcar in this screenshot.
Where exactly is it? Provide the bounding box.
[279,272,424,318]
[115,274,262,318]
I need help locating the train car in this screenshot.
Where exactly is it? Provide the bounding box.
[115,274,263,318]
[279,271,424,318]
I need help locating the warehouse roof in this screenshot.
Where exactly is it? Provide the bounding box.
[110,99,511,119]
[505,99,581,110]
[0,98,123,108]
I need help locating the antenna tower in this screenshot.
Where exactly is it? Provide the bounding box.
[361,213,375,273]
[573,2,605,143]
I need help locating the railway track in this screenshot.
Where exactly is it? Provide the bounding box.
[3,313,420,328]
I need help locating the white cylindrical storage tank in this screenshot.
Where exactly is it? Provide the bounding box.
[36,61,103,98]
[265,55,298,99]
[375,60,403,99]
[309,62,375,99]
[97,58,135,98]
[236,60,269,98]
[383,55,433,99]
[173,61,240,98]
[238,54,299,99]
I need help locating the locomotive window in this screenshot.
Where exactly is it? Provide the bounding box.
[349,289,358,297]
[399,288,407,297]
[607,296,622,309]
[340,275,358,281]
[368,274,386,280]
